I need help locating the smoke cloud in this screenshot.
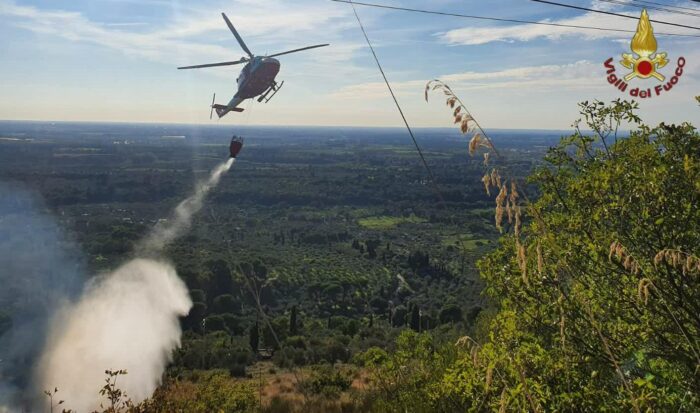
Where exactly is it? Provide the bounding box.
[0,183,84,411]
[0,158,234,412]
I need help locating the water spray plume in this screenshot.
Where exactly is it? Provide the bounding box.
[35,159,234,411]
[0,158,235,412]
[140,158,235,253]
[36,259,190,413]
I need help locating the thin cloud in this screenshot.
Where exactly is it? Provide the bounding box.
[0,0,358,65]
[332,60,605,100]
[439,4,699,45]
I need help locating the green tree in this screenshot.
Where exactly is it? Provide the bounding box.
[391,305,407,328]
[207,259,232,297]
[366,100,700,412]
[204,315,227,333]
[471,101,699,411]
[212,294,240,314]
[438,303,462,324]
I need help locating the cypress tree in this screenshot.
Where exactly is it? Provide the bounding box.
[289,305,298,335]
[410,304,420,331]
[249,321,259,353]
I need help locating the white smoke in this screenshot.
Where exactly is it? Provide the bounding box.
[31,158,235,412]
[0,183,84,412]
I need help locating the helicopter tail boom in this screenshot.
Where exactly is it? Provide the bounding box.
[212,104,244,118]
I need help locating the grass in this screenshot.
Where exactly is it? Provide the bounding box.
[441,233,488,250]
[358,215,427,230]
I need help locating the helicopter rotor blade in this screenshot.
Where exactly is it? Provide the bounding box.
[210,93,216,120]
[222,13,253,58]
[266,44,330,58]
[178,58,248,70]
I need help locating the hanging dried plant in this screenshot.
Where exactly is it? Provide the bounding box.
[469,133,483,155]
[460,117,471,134]
[654,248,699,275]
[454,335,481,366]
[495,184,507,231]
[517,239,529,286]
[609,241,618,261]
[509,181,519,204]
[490,169,501,188]
[485,364,494,393]
[638,278,652,305]
[426,80,533,266]
[608,240,642,275]
[482,173,492,196]
[557,293,566,347]
[498,387,508,413]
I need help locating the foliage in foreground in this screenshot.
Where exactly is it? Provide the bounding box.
[360,100,700,412]
[45,369,257,413]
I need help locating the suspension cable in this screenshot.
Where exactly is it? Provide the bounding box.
[330,0,700,37]
[598,0,700,18]
[346,0,446,205]
[530,0,700,31]
[630,0,700,13]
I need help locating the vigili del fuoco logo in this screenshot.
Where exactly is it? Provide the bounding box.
[604,9,686,99]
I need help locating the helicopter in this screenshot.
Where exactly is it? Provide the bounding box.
[178,13,329,119]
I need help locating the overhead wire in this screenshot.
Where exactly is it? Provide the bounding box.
[330,0,700,37]
[344,0,488,284]
[529,0,700,30]
[630,0,700,12]
[345,0,446,206]
[594,0,700,18]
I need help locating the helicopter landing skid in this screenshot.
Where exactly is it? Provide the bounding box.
[258,81,284,103]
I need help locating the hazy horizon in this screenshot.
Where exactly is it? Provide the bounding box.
[0,118,577,133]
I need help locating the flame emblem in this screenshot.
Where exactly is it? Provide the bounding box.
[620,9,668,81]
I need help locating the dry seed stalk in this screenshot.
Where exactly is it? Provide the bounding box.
[498,387,508,413]
[517,239,529,286]
[485,364,494,393]
[608,240,641,275]
[482,173,492,195]
[495,184,507,231]
[637,278,652,305]
[654,248,700,275]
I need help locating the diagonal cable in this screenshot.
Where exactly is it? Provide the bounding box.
[330,0,700,37]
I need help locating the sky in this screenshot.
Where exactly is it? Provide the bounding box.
[0,0,698,129]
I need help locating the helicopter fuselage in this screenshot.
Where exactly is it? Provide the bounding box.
[178,12,327,118]
[235,56,280,99]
